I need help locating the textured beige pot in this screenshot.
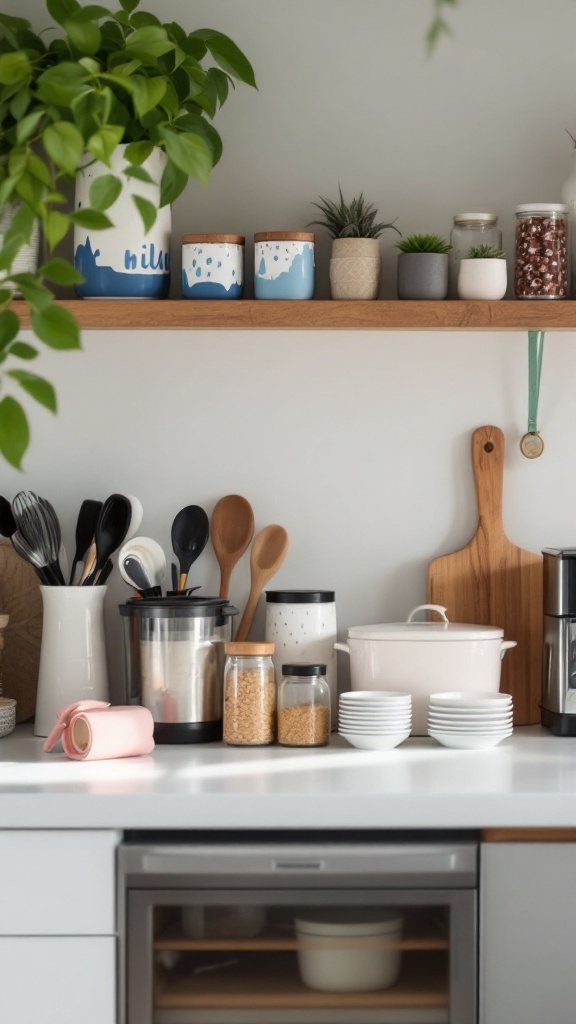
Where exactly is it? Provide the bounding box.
[329,237,381,300]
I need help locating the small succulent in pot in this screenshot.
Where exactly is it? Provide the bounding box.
[395,234,452,255]
[309,186,400,300]
[467,244,507,260]
[395,234,451,299]
[309,186,400,240]
[458,244,508,300]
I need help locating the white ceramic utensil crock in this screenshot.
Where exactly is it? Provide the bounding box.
[34,586,109,738]
[335,605,516,735]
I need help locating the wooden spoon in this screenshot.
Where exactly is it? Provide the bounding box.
[235,524,289,642]
[211,494,255,599]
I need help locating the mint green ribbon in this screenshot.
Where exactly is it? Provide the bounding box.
[528,330,545,434]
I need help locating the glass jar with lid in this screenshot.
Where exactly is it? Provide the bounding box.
[449,213,502,297]
[514,204,568,299]
[277,664,331,747]
[223,642,276,746]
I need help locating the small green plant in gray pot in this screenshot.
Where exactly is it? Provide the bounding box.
[457,244,507,300]
[395,234,452,300]
[309,187,400,299]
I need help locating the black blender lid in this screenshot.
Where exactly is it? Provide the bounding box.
[266,589,335,603]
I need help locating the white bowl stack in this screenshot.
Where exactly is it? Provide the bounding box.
[427,691,513,749]
[338,691,412,750]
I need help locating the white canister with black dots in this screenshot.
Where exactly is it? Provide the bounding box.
[264,590,337,729]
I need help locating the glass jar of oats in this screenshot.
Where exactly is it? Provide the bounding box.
[223,642,277,746]
[277,664,331,747]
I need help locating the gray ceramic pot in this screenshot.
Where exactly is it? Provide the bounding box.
[397,253,449,300]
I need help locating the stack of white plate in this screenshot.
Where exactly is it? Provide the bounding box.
[338,691,412,750]
[427,691,513,749]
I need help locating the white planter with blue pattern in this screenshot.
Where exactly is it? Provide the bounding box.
[74,145,171,299]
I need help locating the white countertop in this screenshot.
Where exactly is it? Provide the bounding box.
[1,725,576,831]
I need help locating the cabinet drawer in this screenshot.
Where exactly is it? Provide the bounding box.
[0,936,115,1024]
[0,830,119,934]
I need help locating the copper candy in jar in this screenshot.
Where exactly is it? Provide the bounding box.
[514,203,568,299]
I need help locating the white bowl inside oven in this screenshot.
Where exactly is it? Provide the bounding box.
[295,909,403,992]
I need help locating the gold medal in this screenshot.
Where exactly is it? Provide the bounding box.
[520,431,544,459]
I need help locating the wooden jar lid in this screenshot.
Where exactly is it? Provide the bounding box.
[254,232,315,243]
[224,642,275,656]
[182,234,245,245]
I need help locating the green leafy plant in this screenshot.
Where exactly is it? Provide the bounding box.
[427,0,459,52]
[395,234,452,255]
[309,186,400,240]
[0,0,256,468]
[467,244,506,259]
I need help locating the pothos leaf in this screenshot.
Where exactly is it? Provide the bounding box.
[0,395,29,469]
[7,370,57,413]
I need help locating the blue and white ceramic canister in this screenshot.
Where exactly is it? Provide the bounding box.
[254,231,315,299]
[182,233,244,299]
[74,145,171,299]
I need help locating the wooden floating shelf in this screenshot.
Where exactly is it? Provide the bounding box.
[11,299,576,331]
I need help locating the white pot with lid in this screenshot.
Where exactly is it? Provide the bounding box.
[295,910,403,992]
[335,605,516,735]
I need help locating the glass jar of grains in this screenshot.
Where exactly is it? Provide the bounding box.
[223,642,276,746]
[277,664,331,747]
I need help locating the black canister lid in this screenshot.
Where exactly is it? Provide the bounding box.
[282,664,327,676]
[266,590,335,603]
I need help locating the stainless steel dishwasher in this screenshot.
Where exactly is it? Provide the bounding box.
[118,831,478,1024]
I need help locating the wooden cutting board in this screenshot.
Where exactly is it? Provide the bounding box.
[427,425,543,725]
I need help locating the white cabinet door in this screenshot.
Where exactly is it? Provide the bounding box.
[0,937,116,1024]
[481,842,576,1024]
[0,829,119,934]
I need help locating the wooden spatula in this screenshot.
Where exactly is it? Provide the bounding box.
[427,425,543,725]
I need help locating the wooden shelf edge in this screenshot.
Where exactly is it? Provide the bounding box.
[483,828,576,842]
[11,299,576,332]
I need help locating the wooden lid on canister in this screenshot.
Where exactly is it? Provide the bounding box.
[254,231,315,243]
[182,234,245,244]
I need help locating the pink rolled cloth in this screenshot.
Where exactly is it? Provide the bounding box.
[43,701,155,760]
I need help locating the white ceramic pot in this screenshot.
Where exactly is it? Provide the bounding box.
[74,144,171,299]
[34,586,109,738]
[295,910,403,992]
[335,604,516,735]
[264,589,337,728]
[457,258,507,300]
[0,201,40,295]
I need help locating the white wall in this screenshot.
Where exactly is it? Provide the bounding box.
[5,1,576,699]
